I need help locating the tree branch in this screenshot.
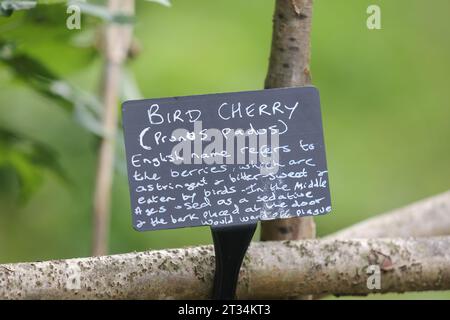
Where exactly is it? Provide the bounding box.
[308,190,450,299]
[327,190,450,239]
[2,191,449,299]
[92,0,135,256]
[1,237,450,299]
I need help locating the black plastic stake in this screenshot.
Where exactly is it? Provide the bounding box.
[210,223,257,300]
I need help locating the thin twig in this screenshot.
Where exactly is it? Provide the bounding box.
[92,0,135,256]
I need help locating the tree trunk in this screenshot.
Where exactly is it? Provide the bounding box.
[262,0,315,241]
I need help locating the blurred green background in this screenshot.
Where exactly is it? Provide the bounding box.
[0,0,449,299]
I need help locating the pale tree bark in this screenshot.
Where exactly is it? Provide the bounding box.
[262,0,315,243]
[1,190,450,299]
[310,190,450,299]
[1,237,450,299]
[92,0,135,256]
[327,190,450,239]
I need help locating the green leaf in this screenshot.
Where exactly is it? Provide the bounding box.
[68,0,134,24]
[146,0,171,7]
[0,7,13,16]
[1,0,139,21]
[0,39,128,186]
[0,39,104,136]
[0,0,37,16]
[120,68,143,101]
[0,0,37,11]
[0,127,68,202]
[36,0,66,4]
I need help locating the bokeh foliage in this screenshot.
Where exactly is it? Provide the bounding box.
[0,0,449,299]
